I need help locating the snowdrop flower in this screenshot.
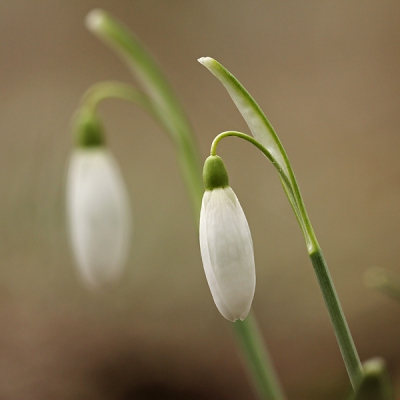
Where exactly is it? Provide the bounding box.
[66,111,131,289]
[199,155,255,321]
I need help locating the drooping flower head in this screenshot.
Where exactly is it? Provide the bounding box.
[200,155,255,321]
[66,110,131,289]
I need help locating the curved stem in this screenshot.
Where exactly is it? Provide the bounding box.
[211,131,308,244]
[79,78,203,222]
[81,81,155,116]
[211,131,290,191]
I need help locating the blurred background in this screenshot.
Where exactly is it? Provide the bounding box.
[0,1,399,399]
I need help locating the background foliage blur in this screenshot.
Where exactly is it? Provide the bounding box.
[0,1,399,399]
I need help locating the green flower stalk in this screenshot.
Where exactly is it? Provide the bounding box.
[199,57,364,390]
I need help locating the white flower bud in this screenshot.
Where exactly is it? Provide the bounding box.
[66,148,131,289]
[199,186,256,322]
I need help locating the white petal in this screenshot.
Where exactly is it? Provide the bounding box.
[66,148,131,289]
[200,187,255,321]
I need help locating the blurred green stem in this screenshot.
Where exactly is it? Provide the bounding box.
[234,314,286,400]
[81,81,154,116]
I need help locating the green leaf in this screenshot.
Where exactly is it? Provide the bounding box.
[198,58,291,183]
[198,57,313,248]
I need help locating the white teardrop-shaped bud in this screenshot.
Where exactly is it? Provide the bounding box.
[199,163,256,321]
[66,148,131,289]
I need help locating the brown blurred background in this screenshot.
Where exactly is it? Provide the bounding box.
[0,1,399,399]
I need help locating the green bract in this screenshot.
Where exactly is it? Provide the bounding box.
[74,109,105,148]
[203,155,229,190]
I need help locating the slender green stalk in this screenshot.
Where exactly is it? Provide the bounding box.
[211,129,364,390]
[310,250,363,389]
[81,10,285,399]
[234,313,286,400]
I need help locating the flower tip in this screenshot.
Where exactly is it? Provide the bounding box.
[79,264,125,292]
[230,316,245,323]
[85,9,106,32]
[221,305,251,323]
